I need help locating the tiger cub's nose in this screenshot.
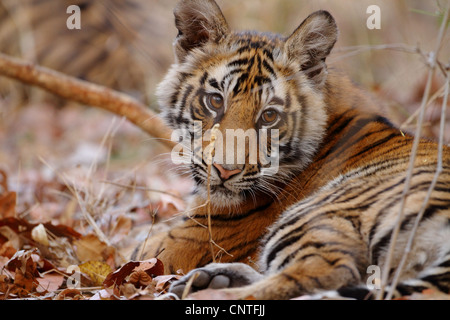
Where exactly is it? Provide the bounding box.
[213,163,242,181]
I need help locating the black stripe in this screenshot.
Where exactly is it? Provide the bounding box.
[265,223,350,267]
[324,117,393,162]
[282,110,299,158]
[232,72,249,96]
[284,93,292,111]
[337,286,373,300]
[227,58,249,68]
[208,78,220,90]
[396,283,429,296]
[421,272,450,293]
[369,180,450,247]
[176,85,193,123]
[371,203,449,265]
[189,202,272,222]
[198,239,261,267]
[374,115,394,127]
[262,59,276,77]
[220,68,244,91]
[199,71,208,85]
[317,114,355,161]
[347,133,399,161]
[438,257,450,268]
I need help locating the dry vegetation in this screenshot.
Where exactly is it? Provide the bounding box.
[0,0,448,300]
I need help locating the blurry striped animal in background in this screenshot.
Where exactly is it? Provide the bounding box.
[0,0,172,104]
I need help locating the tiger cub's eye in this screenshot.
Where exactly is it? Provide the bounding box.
[261,109,278,124]
[208,93,224,109]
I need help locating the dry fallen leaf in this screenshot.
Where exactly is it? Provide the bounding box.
[90,287,117,300]
[129,270,152,288]
[108,214,132,245]
[73,234,116,267]
[79,260,112,286]
[6,249,41,275]
[134,258,164,277]
[153,274,182,292]
[103,258,165,288]
[0,170,16,218]
[36,272,65,293]
[103,260,140,287]
[0,192,16,218]
[54,288,84,300]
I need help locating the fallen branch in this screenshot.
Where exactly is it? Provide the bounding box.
[0,52,175,149]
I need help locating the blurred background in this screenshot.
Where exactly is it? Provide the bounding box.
[0,0,448,223]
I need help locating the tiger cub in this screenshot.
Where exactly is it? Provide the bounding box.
[145,0,450,299]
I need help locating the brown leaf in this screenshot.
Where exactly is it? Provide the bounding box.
[109,214,132,244]
[54,288,84,300]
[129,270,152,288]
[0,243,17,259]
[153,274,181,292]
[134,258,164,277]
[43,222,81,240]
[120,282,156,300]
[13,268,39,293]
[6,249,40,275]
[0,217,81,246]
[0,274,13,296]
[73,234,115,264]
[89,287,118,300]
[0,226,22,251]
[103,260,140,287]
[153,192,186,219]
[36,273,65,293]
[0,192,16,218]
[103,258,164,288]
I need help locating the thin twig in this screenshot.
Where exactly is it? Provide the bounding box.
[99,180,184,200]
[181,271,200,299]
[399,83,446,130]
[377,5,449,300]
[138,206,158,261]
[206,124,220,263]
[386,74,449,300]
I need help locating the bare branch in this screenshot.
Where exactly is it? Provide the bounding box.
[387,74,448,300]
[377,5,449,300]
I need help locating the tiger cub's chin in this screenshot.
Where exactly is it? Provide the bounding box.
[196,184,246,209]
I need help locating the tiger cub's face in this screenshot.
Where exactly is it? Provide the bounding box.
[157,0,338,207]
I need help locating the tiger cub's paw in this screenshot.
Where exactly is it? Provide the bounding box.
[169,262,262,299]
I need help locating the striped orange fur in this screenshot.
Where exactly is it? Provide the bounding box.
[138,0,450,299]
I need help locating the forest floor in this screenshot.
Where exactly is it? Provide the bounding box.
[0,100,194,300]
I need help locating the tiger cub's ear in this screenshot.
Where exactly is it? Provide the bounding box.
[173,0,229,62]
[285,10,338,88]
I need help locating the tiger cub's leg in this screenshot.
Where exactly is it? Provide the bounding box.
[170,208,369,299]
[170,263,263,298]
